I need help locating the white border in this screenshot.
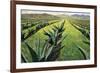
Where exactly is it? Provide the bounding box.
[16,5,94,69]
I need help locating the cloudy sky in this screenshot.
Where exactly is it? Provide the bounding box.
[21,9,90,16]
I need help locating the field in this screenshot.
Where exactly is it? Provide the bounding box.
[21,11,90,63]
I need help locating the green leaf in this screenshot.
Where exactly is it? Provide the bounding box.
[76,45,88,60]
[25,42,38,62]
[21,52,28,63]
[70,23,90,40]
[45,46,54,60]
[83,40,90,45]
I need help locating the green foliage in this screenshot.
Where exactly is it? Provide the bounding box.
[21,13,90,61]
[21,21,41,30]
[68,16,90,30]
[21,52,27,62]
[21,20,59,41]
[70,20,90,44]
[69,21,90,59]
[83,40,90,45]
[21,21,66,62]
[43,20,66,61]
[71,23,90,40]
[76,45,88,59]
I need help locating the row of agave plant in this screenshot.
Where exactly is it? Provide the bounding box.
[69,20,90,60]
[21,20,59,41]
[21,19,90,63]
[21,20,67,62]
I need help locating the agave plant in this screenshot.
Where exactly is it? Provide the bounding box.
[70,21,90,44]
[75,45,88,60]
[43,20,66,61]
[21,19,47,30]
[21,20,66,62]
[21,20,59,41]
[71,23,90,39]
[69,21,90,60]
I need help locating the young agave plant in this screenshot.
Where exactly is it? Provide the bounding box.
[21,20,66,62]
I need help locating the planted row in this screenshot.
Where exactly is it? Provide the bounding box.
[21,20,66,62]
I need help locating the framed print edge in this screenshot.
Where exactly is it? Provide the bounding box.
[10,1,16,73]
[94,6,97,67]
[10,1,97,73]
